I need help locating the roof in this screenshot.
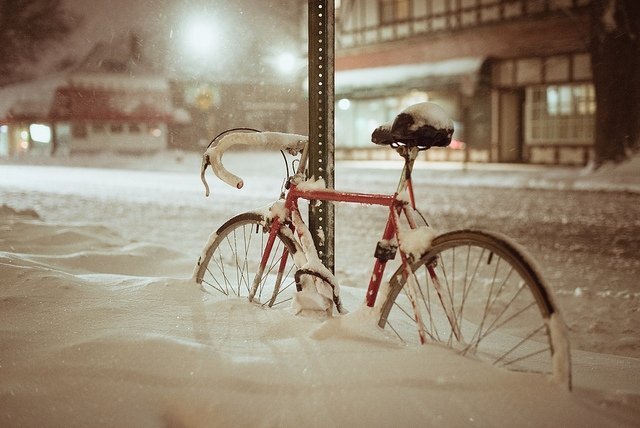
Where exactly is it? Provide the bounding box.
[0,30,179,124]
[0,76,180,124]
[0,75,69,123]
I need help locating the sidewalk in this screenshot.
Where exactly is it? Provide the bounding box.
[2,150,639,194]
[343,155,640,194]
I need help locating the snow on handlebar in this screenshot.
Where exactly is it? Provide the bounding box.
[200,131,308,196]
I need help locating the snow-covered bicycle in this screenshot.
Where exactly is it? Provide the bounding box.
[194,102,571,389]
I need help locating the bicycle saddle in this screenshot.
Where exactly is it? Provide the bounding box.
[371,102,454,149]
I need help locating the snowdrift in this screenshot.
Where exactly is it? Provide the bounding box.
[1,205,639,427]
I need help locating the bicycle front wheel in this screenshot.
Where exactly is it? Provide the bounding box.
[379,229,571,388]
[194,212,299,307]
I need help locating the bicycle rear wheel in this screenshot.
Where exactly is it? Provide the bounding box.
[194,212,299,307]
[379,229,571,388]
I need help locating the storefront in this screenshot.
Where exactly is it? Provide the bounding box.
[334,57,487,161]
[333,0,594,164]
[333,52,595,165]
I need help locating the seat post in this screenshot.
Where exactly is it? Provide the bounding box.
[395,146,419,196]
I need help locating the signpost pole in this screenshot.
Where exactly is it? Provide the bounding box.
[308,0,335,273]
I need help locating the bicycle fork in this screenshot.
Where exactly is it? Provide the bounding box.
[363,201,428,344]
[250,205,344,313]
[248,217,287,305]
[367,200,461,345]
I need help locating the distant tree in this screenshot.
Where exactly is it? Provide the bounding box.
[590,0,640,166]
[0,0,77,86]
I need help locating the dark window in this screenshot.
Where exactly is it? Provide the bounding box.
[72,123,87,139]
[110,123,123,133]
[380,0,410,24]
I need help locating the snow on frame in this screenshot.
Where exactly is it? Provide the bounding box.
[398,225,437,261]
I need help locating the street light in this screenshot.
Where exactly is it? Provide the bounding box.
[183,17,217,58]
[275,52,297,75]
[267,50,305,77]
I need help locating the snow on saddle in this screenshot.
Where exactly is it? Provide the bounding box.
[371,102,454,150]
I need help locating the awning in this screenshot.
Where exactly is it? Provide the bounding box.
[335,57,487,96]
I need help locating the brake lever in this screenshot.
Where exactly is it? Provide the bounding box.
[200,154,211,197]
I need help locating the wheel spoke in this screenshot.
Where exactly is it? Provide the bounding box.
[481,299,538,341]
[415,267,441,342]
[195,214,298,308]
[201,274,227,295]
[378,230,569,387]
[493,324,548,367]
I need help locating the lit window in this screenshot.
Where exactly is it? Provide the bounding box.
[526,84,595,144]
[29,124,52,143]
[400,90,429,109]
[338,98,351,110]
[148,124,162,137]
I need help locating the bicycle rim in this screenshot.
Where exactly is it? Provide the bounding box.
[379,229,571,387]
[194,212,298,307]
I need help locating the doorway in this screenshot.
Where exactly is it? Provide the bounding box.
[498,90,524,162]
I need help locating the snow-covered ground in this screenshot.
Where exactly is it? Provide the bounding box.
[1,151,639,426]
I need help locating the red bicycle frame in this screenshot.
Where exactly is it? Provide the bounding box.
[254,145,424,312]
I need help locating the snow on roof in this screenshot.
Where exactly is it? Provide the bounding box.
[0,74,69,120]
[0,29,170,123]
[0,73,173,123]
[335,57,485,92]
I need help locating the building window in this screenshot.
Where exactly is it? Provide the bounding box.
[380,0,410,24]
[110,123,123,133]
[128,123,141,133]
[526,84,595,144]
[340,0,589,49]
[29,124,52,143]
[92,123,106,133]
[148,124,162,137]
[72,123,87,139]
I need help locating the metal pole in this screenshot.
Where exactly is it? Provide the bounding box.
[308,0,335,273]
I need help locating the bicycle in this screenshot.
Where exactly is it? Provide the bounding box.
[194,102,572,389]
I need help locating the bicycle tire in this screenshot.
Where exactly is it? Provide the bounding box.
[194,212,299,307]
[378,229,571,388]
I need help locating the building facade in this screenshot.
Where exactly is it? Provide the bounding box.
[334,0,594,164]
[0,75,173,157]
[0,36,177,157]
